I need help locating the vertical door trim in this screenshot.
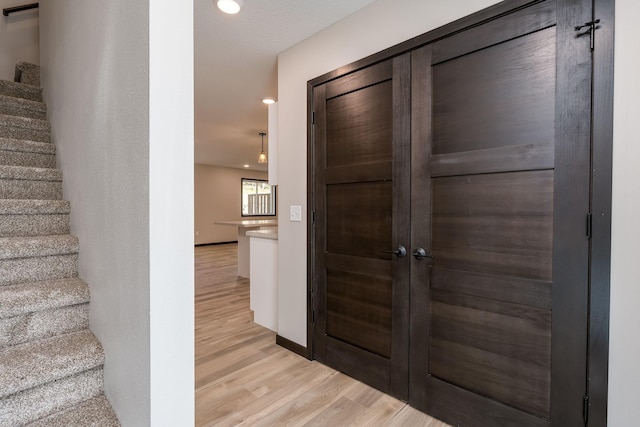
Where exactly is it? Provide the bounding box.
[390,53,413,399]
[588,0,615,425]
[408,44,433,408]
[310,83,327,362]
[306,81,315,358]
[552,0,594,425]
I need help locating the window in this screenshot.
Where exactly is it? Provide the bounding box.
[241,178,276,216]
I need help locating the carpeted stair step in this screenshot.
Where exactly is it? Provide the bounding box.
[0,94,47,120]
[0,165,62,200]
[14,62,40,87]
[0,366,104,427]
[0,199,70,237]
[0,137,56,168]
[0,278,90,348]
[0,80,42,103]
[0,235,78,286]
[0,329,103,398]
[26,394,120,427]
[0,114,50,143]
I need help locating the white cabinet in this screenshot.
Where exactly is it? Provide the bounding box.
[248,228,278,331]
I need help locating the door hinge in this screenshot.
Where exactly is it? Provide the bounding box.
[583,395,590,424]
[312,111,315,124]
[575,19,600,51]
[312,210,316,224]
[586,213,593,239]
[312,309,315,323]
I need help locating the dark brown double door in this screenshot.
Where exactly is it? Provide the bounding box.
[311,0,595,426]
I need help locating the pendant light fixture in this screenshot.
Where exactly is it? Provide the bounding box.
[257,132,267,164]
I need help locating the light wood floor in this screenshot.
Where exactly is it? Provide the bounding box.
[195,243,451,426]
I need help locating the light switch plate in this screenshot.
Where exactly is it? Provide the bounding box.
[290,205,302,222]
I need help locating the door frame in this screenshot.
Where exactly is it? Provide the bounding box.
[587,0,614,425]
[306,0,614,425]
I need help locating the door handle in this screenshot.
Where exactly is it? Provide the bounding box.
[412,248,433,260]
[381,246,407,258]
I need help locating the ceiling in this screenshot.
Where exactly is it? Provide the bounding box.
[194,0,376,171]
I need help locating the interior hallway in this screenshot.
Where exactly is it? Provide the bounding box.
[195,244,450,426]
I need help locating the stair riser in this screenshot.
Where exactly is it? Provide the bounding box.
[0,126,50,143]
[0,214,70,237]
[0,254,77,286]
[0,179,62,199]
[0,82,42,103]
[0,304,88,348]
[0,150,56,168]
[0,367,103,426]
[26,395,120,427]
[0,103,46,121]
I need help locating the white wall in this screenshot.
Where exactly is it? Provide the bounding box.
[609,0,640,425]
[39,0,194,425]
[0,0,39,81]
[278,0,639,425]
[194,164,269,244]
[149,0,194,425]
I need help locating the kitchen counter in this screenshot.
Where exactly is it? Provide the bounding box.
[246,228,278,240]
[215,219,277,278]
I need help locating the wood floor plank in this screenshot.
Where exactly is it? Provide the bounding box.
[195,243,451,426]
[348,393,407,426]
[386,405,444,426]
[303,396,367,426]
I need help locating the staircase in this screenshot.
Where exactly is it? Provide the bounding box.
[0,64,119,426]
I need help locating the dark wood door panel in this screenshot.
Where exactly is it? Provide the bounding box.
[326,269,392,357]
[429,289,551,418]
[409,0,593,425]
[326,181,392,259]
[431,268,551,310]
[423,18,558,419]
[430,294,551,367]
[326,81,392,168]
[323,336,391,393]
[431,250,551,282]
[432,214,553,254]
[325,253,392,279]
[431,171,554,280]
[432,27,556,156]
[426,376,550,427]
[313,53,411,401]
[431,171,554,217]
[431,0,556,65]
[430,337,550,418]
[326,269,392,310]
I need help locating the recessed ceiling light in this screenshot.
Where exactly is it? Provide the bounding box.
[243,164,250,168]
[217,0,242,14]
[262,97,276,105]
